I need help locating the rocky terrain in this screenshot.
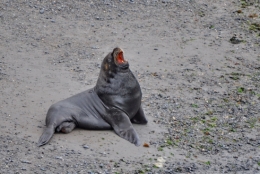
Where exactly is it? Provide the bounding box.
[0,0,260,173]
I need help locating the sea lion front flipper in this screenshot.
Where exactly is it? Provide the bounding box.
[131,106,148,124]
[37,126,55,147]
[105,108,140,146]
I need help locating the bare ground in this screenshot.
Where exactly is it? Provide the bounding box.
[0,0,260,173]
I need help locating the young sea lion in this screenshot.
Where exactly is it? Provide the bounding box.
[38,47,147,147]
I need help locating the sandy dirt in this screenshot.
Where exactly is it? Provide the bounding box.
[0,0,260,173]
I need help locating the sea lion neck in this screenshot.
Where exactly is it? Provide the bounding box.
[95,48,142,115]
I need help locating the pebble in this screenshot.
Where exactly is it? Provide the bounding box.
[20,160,31,164]
[55,156,63,160]
[83,145,89,149]
[39,9,45,14]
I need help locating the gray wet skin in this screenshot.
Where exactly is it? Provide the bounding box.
[38,47,148,147]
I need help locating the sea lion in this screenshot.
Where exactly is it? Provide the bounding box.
[38,47,148,147]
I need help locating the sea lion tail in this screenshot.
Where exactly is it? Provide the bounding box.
[37,126,55,147]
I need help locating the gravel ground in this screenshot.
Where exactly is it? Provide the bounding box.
[0,0,260,173]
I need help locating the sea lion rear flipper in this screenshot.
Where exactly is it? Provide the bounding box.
[56,122,76,133]
[37,126,55,147]
[131,106,148,124]
[106,108,140,146]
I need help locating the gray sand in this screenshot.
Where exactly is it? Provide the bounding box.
[0,0,260,173]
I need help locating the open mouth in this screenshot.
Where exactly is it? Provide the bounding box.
[116,51,126,64]
[113,48,129,69]
[116,51,125,64]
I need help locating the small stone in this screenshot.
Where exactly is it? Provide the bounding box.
[55,156,63,160]
[21,160,31,164]
[230,35,242,44]
[40,9,45,14]
[83,145,89,149]
[143,143,149,147]
[40,167,46,171]
[157,157,166,163]
[154,162,163,168]
[162,0,171,3]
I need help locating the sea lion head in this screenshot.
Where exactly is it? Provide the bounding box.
[102,47,129,73]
